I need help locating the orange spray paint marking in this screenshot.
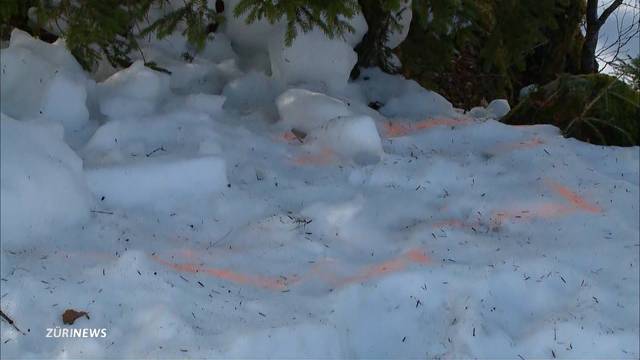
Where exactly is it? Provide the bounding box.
[491,203,571,225]
[335,249,430,287]
[383,122,414,138]
[431,180,602,230]
[431,219,470,229]
[280,131,299,142]
[490,137,545,154]
[383,118,471,138]
[546,180,602,213]
[154,248,430,291]
[292,148,335,166]
[153,256,296,290]
[491,181,601,225]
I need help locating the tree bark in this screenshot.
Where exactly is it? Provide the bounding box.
[580,0,623,73]
[351,0,395,79]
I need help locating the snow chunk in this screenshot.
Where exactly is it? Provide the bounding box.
[222,71,278,114]
[276,89,353,132]
[0,29,90,129]
[343,11,369,48]
[268,29,358,92]
[381,90,455,120]
[139,32,190,60]
[223,0,282,52]
[82,111,226,208]
[467,100,511,120]
[8,28,84,75]
[198,33,237,63]
[167,61,224,95]
[82,112,221,166]
[317,115,383,165]
[1,114,92,246]
[98,61,171,119]
[486,99,511,119]
[357,68,455,120]
[184,93,226,115]
[519,84,538,100]
[386,0,413,49]
[467,106,491,119]
[86,155,227,209]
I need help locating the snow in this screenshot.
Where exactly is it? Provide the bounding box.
[386,0,413,49]
[86,155,227,209]
[184,93,226,115]
[276,88,353,131]
[222,0,283,52]
[222,71,277,115]
[1,20,639,360]
[468,99,511,120]
[486,99,511,119]
[0,30,91,130]
[269,28,358,92]
[0,114,92,246]
[315,115,383,165]
[198,33,238,63]
[97,61,171,119]
[342,11,369,48]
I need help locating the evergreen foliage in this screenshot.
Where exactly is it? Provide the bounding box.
[1,0,37,40]
[503,74,639,146]
[20,0,222,70]
[4,0,633,124]
[352,0,408,75]
[399,0,585,107]
[613,56,640,91]
[233,0,361,46]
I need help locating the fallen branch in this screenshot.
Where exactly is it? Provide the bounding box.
[0,310,26,335]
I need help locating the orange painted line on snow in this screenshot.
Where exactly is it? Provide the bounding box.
[292,148,335,166]
[432,180,602,230]
[490,203,572,225]
[152,255,296,290]
[153,248,430,291]
[335,249,430,287]
[382,118,471,138]
[430,219,470,229]
[546,180,602,213]
[490,137,545,154]
[280,131,299,142]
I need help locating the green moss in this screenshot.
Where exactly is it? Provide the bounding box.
[503,74,640,146]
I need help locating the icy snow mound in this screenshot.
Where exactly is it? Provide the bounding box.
[97,61,171,119]
[223,71,278,114]
[357,68,456,120]
[198,33,238,63]
[316,115,383,165]
[223,0,283,52]
[183,93,226,115]
[486,99,511,118]
[342,11,369,48]
[82,112,227,208]
[86,155,227,209]
[468,99,511,120]
[0,114,92,246]
[276,89,354,132]
[386,0,413,49]
[0,29,91,129]
[269,28,358,92]
[381,89,455,120]
[165,60,225,95]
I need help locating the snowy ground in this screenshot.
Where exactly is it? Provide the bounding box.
[1,20,639,359]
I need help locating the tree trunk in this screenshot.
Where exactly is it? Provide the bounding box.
[580,0,623,73]
[581,0,600,73]
[351,0,394,79]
